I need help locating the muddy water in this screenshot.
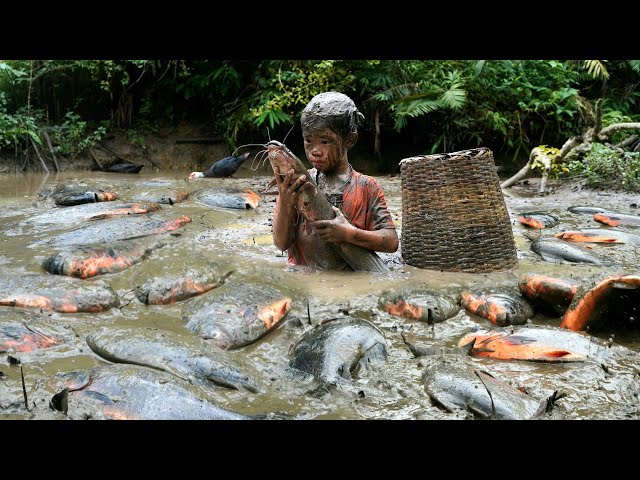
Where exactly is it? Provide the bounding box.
[0,167,639,420]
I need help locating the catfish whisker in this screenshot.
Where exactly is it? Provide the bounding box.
[282,125,295,145]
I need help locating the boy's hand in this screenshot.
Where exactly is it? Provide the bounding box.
[312,206,356,243]
[274,167,307,213]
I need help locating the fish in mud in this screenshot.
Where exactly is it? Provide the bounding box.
[130,189,189,205]
[0,272,119,313]
[379,287,460,323]
[458,325,618,363]
[459,290,534,326]
[0,322,67,353]
[560,274,640,332]
[554,228,640,245]
[567,206,608,214]
[518,273,580,315]
[422,355,559,420]
[42,239,165,279]
[183,282,292,350]
[45,184,117,206]
[135,269,233,305]
[530,236,612,265]
[594,212,640,228]
[264,139,389,273]
[52,364,250,420]
[85,201,161,220]
[30,215,191,248]
[288,318,388,385]
[517,212,559,229]
[9,201,159,234]
[86,327,260,392]
[192,188,261,209]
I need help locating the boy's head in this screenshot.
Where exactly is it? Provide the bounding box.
[301,91,364,140]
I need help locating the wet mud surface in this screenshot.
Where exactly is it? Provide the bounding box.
[0,168,639,420]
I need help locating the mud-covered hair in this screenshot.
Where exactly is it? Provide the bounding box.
[301,91,365,139]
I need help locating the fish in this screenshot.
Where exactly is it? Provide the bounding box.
[567,206,608,214]
[379,287,460,323]
[458,326,616,363]
[594,212,640,228]
[135,270,233,305]
[518,273,580,315]
[264,140,389,273]
[423,355,557,419]
[517,212,559,229]
[85,201,160,220]
[42,239,164,279]
[54,364,250,420]
[460,291,534,327]
[560,274,640,331]
[30,215,191,248]
[288,318,388,385]
[183,282,292,350]
[193,188,261,209]
[0,323,62,353]
[86,327,260,392]
[530,236,611,265]
[130,189,189,205]
[0,272,119,313]
[47,184,117,206]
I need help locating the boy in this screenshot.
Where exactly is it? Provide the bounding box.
[272,91,398,270]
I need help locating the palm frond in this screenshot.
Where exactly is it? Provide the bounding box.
[473,60,486,76]
[582,60,609,80]
[628,60,640,74]
[438,83,466,110]
[394,98,443,118]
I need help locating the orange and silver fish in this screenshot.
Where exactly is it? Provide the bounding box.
[517,212,558,229]
[560,274,640,331]
[457,326,615,362]
[460,291,533,327]
[518,273,579,315]
[42,240,164,279]
[594,212,640,228]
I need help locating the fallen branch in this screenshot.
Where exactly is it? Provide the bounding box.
[615,134,638,149]
[29,137,49,174]
[41,130,59,172]
[598,122,640,140]
[96,141,131,163]
[88,148,104,170]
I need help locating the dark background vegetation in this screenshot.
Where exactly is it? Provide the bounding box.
[0,60,638,184]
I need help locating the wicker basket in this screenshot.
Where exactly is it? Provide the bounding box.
[399,147,517,273]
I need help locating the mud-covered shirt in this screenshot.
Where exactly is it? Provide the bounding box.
[274,167,396,268]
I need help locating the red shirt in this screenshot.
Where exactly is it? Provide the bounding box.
[274,167,396,268]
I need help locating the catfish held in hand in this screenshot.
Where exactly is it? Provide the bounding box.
[265,140,390,272]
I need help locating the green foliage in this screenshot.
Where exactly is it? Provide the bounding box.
[0,93,42,147]
[567,143,640,191]
[1,59,639,171]
[530,145,568,179]
[47,112,107,156]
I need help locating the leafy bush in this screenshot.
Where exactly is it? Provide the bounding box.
[567,142,640,191]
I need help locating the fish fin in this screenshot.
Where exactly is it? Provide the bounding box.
[459,337,476,356]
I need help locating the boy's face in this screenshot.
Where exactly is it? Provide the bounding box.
[302,128,349,174]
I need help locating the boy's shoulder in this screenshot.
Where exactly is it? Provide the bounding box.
[351,168,381,187]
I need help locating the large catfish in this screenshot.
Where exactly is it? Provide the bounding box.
[265,140,389,273]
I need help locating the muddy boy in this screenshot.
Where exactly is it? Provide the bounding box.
[272,91,398,269]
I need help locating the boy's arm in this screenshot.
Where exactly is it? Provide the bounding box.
[272,168,307,252]
[313,206,399,253]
